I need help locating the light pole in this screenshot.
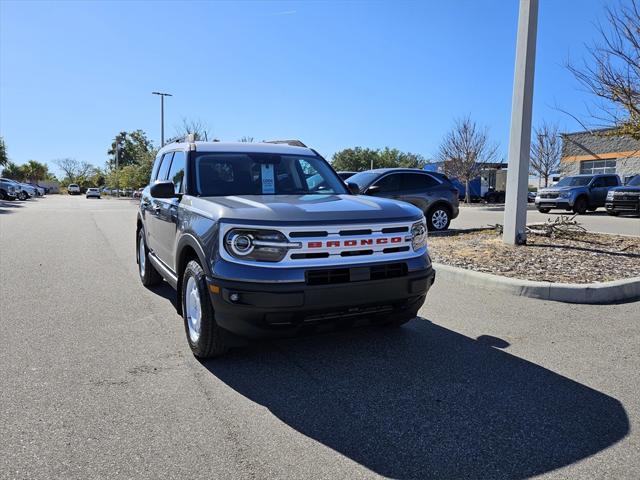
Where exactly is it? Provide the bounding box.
[115,140,122,198]
[152,91,172,147]
[503,0,538,245]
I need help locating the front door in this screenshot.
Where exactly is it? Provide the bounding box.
[589,177,609,206]
[153,151,185,271]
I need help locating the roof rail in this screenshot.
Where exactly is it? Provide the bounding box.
[164,133,196,144]
[263,139,307,147]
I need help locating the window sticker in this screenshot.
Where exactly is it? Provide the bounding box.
[261,164,275,194]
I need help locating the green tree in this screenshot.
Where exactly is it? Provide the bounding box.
[23,160,50,182]
[377,147,427,169]
[331,147,382,171]
[107,130,155,169]
[0,137,7,167]
[1,161,26,180]
[331,147,426,171]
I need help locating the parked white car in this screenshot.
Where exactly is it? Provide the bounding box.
[68,184,81,195]
[86,188,100,199]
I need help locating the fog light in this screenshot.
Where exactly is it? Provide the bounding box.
[229,293,240,303]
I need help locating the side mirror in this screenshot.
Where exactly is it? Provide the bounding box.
[346,182,360,194]
[150,180,177,198]
[366,185,380,195]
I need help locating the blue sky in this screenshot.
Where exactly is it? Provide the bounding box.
[0,0,612,176]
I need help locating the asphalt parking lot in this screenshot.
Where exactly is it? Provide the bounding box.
[451,203,640,236]
[1,195,639,479]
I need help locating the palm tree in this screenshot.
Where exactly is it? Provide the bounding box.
[0,137,7,167]
[1,161,25,180]
[23,160,49,182]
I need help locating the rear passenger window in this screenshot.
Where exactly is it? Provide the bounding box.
[401,174,439,190]
[157,152,174,181]
[167,151,185,193]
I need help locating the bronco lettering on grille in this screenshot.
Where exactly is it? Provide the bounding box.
[308,237,405,248]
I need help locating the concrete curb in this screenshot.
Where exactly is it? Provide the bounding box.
[433,263,640,304]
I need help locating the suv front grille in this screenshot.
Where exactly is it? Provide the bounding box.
[305,262,407,286]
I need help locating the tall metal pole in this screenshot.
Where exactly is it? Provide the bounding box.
[115,142,121,198]
[503,0,538,245]
[152,92,172,147]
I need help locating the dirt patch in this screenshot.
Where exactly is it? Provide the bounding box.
[429,229,640,283]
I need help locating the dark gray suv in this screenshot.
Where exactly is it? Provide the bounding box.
[347,169,460,231]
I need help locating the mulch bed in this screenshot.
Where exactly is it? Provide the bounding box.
[429,229,640,284]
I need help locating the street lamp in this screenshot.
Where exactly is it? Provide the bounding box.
[152,91,172,147]
[115,140,123,198]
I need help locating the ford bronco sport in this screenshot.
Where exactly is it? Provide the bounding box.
[136,139,435,358]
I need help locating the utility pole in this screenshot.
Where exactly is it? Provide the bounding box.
[152,91,172,147]
[503,0,538,245]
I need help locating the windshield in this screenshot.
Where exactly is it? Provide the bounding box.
[627,175,640,186]
[554,176,592,187]
[194,153,348,196]
[347,171,380,190]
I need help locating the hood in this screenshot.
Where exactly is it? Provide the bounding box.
[539,185,584,194]
[186,194,423,224]
[610,185,640,193]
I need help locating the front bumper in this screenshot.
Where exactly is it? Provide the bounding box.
[606,200,640,215]
[207,265,435,338]
[535,198,573,209]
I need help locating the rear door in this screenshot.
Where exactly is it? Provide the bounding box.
[153,151,185,270]
[397,173,441,212]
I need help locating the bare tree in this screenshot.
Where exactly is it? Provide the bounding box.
[530,122,562,187]
[567,0,640,138]
[175,118,213,141]
[238,136,255,143]
[54,158,94,183]
[438,116,499,203]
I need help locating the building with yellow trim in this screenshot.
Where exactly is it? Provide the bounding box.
[560,129,640,183]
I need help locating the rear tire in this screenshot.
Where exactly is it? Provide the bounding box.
[426,205,452,231]
[137,228,162,287]
[573,197,588,215]
[537,207,551,213]
[182,260,228,358]
[18,191,28,201]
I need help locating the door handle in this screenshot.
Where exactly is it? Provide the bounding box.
[153,205,162,213]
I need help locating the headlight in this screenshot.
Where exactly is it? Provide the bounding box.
[558,192,571,198]
[411,220,427,251]
[606,191,615,199]
[224,229,301,262]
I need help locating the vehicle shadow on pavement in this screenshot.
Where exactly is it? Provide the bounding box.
[0,200,25,214]
[202,318,629,480]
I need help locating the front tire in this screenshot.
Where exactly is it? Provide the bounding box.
[18,191,28,201]
[427,205,452,231]
[573,196,588,215]
[182,260,228,358]
[137,228,162,287]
